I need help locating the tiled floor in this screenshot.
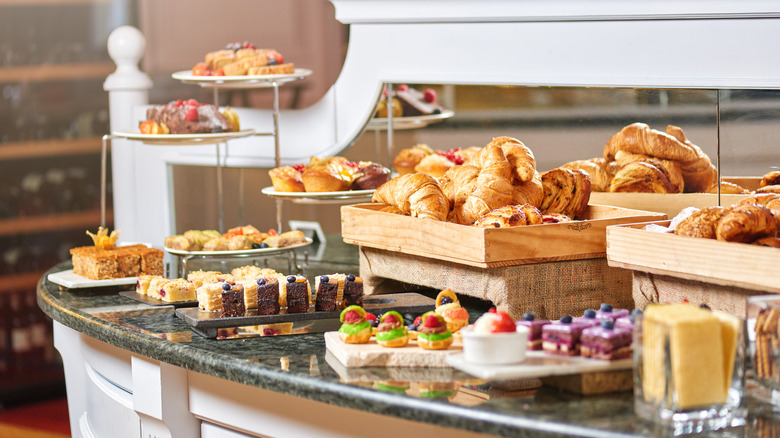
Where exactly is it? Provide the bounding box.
[0,398,70,438]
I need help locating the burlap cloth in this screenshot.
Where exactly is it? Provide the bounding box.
[359,246,633,320]
[632,271,771,319]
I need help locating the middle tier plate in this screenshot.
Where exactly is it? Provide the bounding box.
[261,186,375,204]
[165,237,312,257]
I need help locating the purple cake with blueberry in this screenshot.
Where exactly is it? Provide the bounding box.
[284,275,310,314]
[595,303,629,321]
[221,283,245,317]
[615,308,642,329]
[580,319,633,360]
[343,274,363,308]
[516,312,550,351]
[541,315,591,356]
[256,277,280,315]
[573,308,601,327]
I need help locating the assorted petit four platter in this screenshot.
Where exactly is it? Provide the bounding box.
[324,331,461,368]
[112,129,255,146]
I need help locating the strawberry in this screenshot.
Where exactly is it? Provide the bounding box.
[267,228,277,236]
[365,313,378,323]
[423,88,437,103]
[493,310,516,333]
[174,99,184,107]
[383,313,397,324]
[344,161,360,169]
[191,62,208,76]
[292,164,306,173]
[186,98,200,107]
[271,52,284,65]
[423,314,440,328]
[412,315,423,328]
[397,84,409,92]
[185,106,199,122]
[343,310,361,324]
[214,69,225,76]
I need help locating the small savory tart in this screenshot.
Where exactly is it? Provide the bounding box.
[375,311,409,348]
[434,289,470,333]
[338,305,372,344]
[416,311,453,350]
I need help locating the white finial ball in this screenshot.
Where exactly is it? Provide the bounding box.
[107,25,146,65]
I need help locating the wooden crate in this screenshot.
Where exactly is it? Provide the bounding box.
[606,221,780,294]
[341,204,666,268]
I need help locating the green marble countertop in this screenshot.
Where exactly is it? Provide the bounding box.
[37,236,776,437]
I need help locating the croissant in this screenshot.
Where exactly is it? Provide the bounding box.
[512,171,544,207]
[439,164,479,207]
[664,125,718,192]
[705,181,750,194]
[737,194,780,229]
[561,158,613,192]
[761,170,780,187]
[608,160,677,194]
[414,154,455,178]
[473,204,543,228]
[457,146,482,165]
[605,123,700,163]
[455,144,514,225]
[372,173,450,221]
[716,203,778,243]
[756,185,780,195]
[674,206,730,239]
[393,144,433,175]
[753,236,780,248]
[613,151,684,193]
[487,136,536,183]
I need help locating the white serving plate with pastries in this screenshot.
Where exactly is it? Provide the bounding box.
[165,237,312,257]
[112,129,255,146]
[48,270,139,289]
[261,187,375,204]
[171,68,312,89]
[367,110,454,131]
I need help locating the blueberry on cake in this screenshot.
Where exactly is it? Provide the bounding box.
[343,274,364,308]
[314,275,339,312]
[284,275,310,313]
[542,315,591,356]
[256,277,280,315]
[595,303,630,320]
[221,283,245,317]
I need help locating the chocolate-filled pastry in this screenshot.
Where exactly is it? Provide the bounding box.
[716,203,778,243]
[352,162,391,190]
[674,206,730,239]
[609,159,677,194]
[761,170,780,188]
[540,167,591,219]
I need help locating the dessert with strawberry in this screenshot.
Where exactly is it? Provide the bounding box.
[375,84,443,118]
[416,311,453,350]
[338,305,372,344]
[434,289,469,333]
[268,156,390,192]
[375,311,409,348]
[461,308,530,364]
[142,99,239,135]
[192,41,295,77]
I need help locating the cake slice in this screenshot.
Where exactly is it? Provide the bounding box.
[256,277,280,315]
[221,283,246,317]
[283,275,310,313]
[197,283,225,312]
[516,312,550,351]
[136,275,163,296]
[147,277,173,300]
[581,319,633,360]
[159,278,196,303]
[542,315,590,356]
[343,274,363,308]
[595,303,630,321]
[314,274,345,311]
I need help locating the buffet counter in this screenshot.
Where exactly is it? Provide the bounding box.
[38,237,775,438]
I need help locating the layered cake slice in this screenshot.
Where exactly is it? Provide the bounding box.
[197,282,225,312]
[221,283,246,317]
[314,274,347,311]
[238,279,258,310]
[256,277,280,315]
[284,275,310,313]
[136,275,163,296]
[573,308,602,327]
[580,319,633,360]
[343,274,364,308]
[159,278,196,303]
[542,315,591,356]
[595,303,630,321]
[516,312,550,351]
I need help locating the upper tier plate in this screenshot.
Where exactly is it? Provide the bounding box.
[165,237,312,257]
[261,187,375,204]
[367,110,454,131]
[112,129,255,146]
[171,68,313,89]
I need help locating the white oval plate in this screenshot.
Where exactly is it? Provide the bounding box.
[112,129,255,146]
[165,237,312,257]
[261,186,375,202]
[171,68,312,89]
[367,110,454,131]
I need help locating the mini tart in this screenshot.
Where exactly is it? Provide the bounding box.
[416,312,453,350]
[375,311,409,348]
[338,305,371,344]
[434,289,469,333]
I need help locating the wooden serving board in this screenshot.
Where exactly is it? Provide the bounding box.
[606,221,780,293]
[341,203,666,268]
[324,331,462,368]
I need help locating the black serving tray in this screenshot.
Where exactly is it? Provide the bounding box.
[175,292,435,339]
[119,290,199,308]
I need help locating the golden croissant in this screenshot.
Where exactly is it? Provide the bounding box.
[487,136,536,183]
[372,173,450,221]
[716,203,777,243]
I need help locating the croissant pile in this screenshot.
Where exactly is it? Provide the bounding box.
[561,122,718,194]
[674,193,780,247]
[373,136,592,226]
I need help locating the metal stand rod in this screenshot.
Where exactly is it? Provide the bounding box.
[386,83,394,168]
[100,134,112,227]
[216,143,224,232]
[272,80,284,232]
[716,89,721,206]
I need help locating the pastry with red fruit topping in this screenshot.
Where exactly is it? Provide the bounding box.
[434,289,469,333]
[268,156,389,192]
[375,85,444,118]
[416,311,453,350]
[338,305,372,344]
[197,42,295,77]
[472,308,517,334]
[143,99,236,134]
[375,311,409,348]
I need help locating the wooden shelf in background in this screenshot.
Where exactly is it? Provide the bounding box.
[0,209,113,236]
[0,137,107,160]
[0,62,114,83]
[0,271,47,292]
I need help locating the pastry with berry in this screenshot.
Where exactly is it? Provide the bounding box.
[434,289,469,333]
[416,312,453,350]
[338,305,372,344]
[143,99,238,135]
[375,311,409,348]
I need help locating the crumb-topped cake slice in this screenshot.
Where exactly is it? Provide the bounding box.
[159,278,196,303]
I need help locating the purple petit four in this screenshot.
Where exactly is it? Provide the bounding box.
[580,319,632,360]
[573,308,601,327]
[541,315,591,356]
[516,312,550,351]
[595,303,629,320]
[615,308,642,329]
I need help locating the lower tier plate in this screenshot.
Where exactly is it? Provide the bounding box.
[176,292,435,339]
